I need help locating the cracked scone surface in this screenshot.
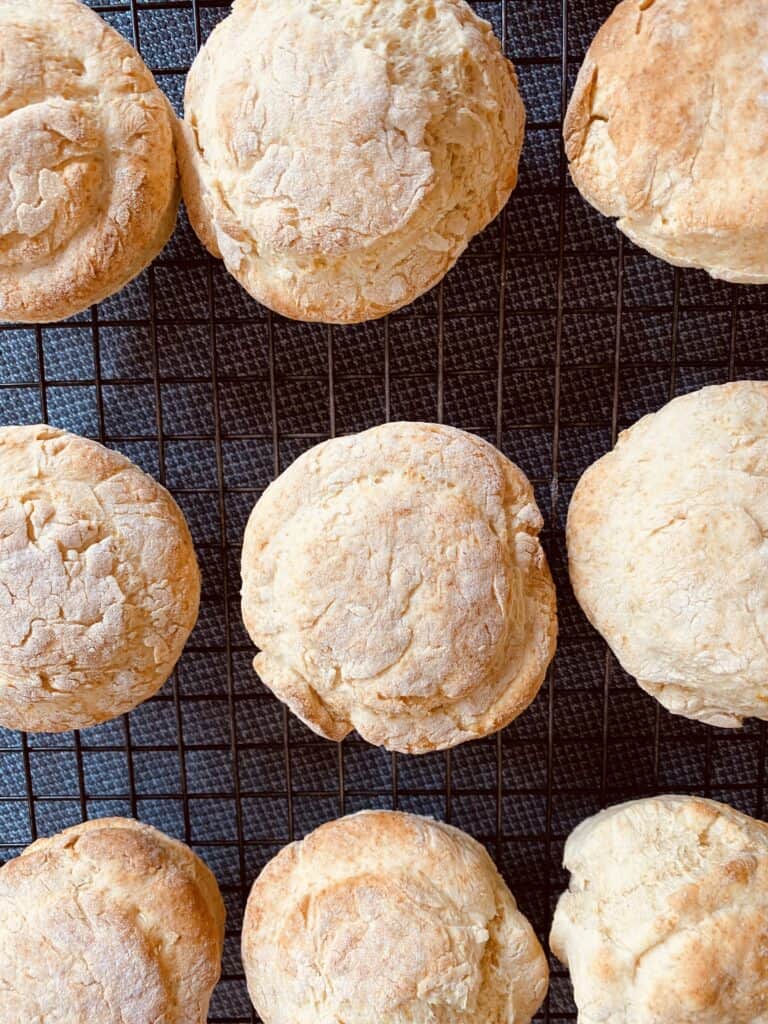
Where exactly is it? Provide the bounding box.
[241,422,556,753]
[551,795,768,1024]
[243,810,548,1024]
[568,381,768,728]
[0,425,200,732]
[565,0,768,283]
[0,817,225,1024]
[178,0,524,323]
[0,0,179,323]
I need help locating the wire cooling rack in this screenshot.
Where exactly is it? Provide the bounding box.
[1,1,767,1020]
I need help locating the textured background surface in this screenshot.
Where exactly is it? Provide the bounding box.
[1,1,767,1020]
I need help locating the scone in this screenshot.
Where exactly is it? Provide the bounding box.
[241,422,556,753]
[0,0,179,323]
[243,810,548,1024]
[568,381,768,728]
[551,795,768,1023]
[565,0,768,283]
[0,817,225,1023]
[178,0,525,323]
[0,425,200,732]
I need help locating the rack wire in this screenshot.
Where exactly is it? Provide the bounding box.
[1,1,767,1019]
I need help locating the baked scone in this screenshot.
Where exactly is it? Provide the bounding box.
[568,381,768,728]
[178,0,524,323]
[0,817,225,1023]
[243,810,548,1024]
[565,0,768,283]
[0,425,200,732]
[551,795,768,1024]
[0,0,179,323]
[241,422,556,753]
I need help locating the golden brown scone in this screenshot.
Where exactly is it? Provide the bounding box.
[0,425,200,732]
[0,0,179,323]
[565,0,768,283]
[551,795,768,1024]
[243,810,548,1024]
[0,817,225,1023]
[178,0,524,324]
[241,422,556,753]
[568,382,768,729]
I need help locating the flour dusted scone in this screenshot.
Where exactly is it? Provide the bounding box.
[241,422,556,753]
[243,810,548,1024]
[568,381,768,728]
[0,425,200,732]
[0,817,225,1023]
[178,0,524,323]
[551,795,768,1023]
[566,0,768,283]
[0,0,179,323]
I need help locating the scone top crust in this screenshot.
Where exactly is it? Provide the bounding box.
[568,381,768,728]
[0,0,179,323]
[179,0,524,323]
[551,795,768,1024]
[565,0,768,283]
[0,425,200,732]
[243,810,548,1024]
[241,422,556,753]
[0,817,225,1024]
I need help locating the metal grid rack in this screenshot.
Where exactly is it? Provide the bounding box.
[1,0,767,1019]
